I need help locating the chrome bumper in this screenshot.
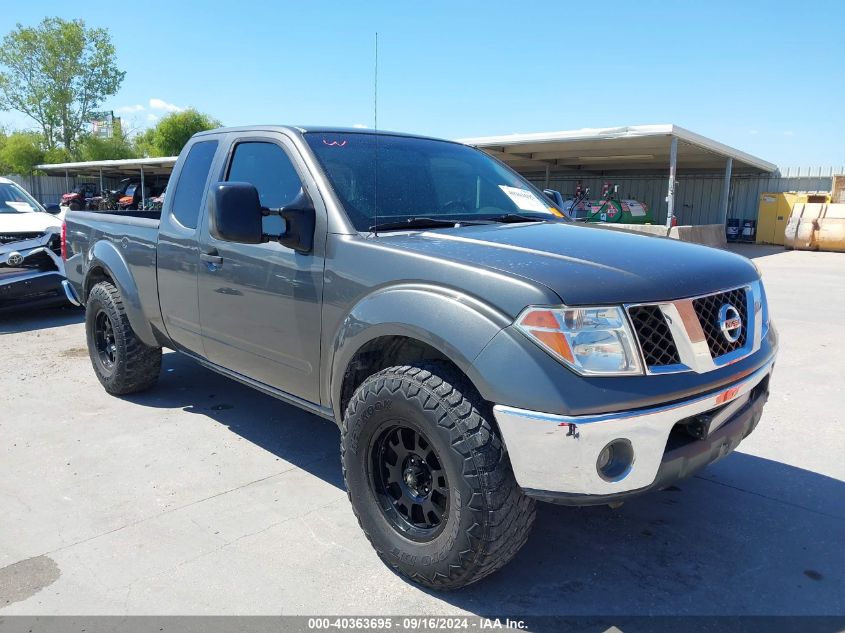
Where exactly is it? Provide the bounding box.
[62,279,81,306]
[493,359,774,497]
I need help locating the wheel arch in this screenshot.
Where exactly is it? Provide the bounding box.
[83,241,158,347]
[328,284,511,423]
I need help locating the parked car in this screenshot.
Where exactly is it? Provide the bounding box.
[64,126,778,589]
[0,177,71,312]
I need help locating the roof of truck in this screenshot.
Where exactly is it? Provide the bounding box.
[193,125,445,141]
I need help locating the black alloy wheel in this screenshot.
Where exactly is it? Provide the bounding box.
[93,309,117,373]
[369,423,449,541]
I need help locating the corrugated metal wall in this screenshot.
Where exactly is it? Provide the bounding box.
[3,174,123,205]
[527,167,839,225]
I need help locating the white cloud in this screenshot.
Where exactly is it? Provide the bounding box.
[116,104,145,114]
[146,113,159,122]
[149,98,184,113]
[352,123,368,129]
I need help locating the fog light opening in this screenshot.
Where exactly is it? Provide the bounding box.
[596,439,634,482]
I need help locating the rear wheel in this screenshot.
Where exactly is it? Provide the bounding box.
[341,363,536,589]
[85,281,161,395]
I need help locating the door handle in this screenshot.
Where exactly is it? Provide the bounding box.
[200,251,223,269]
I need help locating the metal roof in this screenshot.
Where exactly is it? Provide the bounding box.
[35,156,177,178]
[457,124,777,175]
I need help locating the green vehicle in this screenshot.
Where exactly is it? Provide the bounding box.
[562,183,655,224]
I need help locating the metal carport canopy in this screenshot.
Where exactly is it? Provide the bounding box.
[35,156,177,206]
[35,156,177,179]
[458,124,776,227]
[456,124,776,175]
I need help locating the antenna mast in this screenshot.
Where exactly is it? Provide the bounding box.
[373,32,379,236]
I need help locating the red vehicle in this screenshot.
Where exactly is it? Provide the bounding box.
[61,183,99,211]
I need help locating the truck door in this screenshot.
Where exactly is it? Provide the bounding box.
[197,135,325,404]
[156,138,219,356]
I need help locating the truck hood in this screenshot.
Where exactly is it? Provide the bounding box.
[377,222,759,305]
[0,212,62,235]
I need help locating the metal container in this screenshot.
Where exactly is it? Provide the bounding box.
[726,218,741,241]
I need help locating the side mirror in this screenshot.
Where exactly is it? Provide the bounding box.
[209,182,316,253]
[277,189,316,254]
[209,182,264,244]
[543,189,564,207]
[44,203,62,214]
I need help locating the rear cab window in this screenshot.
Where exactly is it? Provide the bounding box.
[170,140,218,229]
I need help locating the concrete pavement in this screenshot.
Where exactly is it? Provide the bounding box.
[0,245,843,616]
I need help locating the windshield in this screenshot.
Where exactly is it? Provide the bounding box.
[304,133,563,231]
[0,182,44,214]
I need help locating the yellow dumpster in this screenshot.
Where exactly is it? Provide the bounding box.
[757,192,829,245]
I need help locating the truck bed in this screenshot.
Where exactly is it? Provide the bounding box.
[63,210,162,323]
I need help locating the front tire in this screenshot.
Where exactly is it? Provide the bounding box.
[341,364,536,590]
[85,281,161,395]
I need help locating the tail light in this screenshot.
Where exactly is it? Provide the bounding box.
[61,221,68,261]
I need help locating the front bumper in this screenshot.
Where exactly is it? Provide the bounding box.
[0,269,67,312]
[492,358,774,502]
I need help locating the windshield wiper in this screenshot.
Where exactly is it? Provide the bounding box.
[489,213,550,223]
[368,217,478,232]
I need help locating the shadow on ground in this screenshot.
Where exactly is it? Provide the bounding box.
[0,305,83,334]
[727,243,787,259]
[126,352,845,619]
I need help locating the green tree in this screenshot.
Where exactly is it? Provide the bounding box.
[43,146,72,164]
[0,131,44,174]
[139,109,221,157]
[132,127,157,158]
[0,128,8,173]
[0,17,125,154]
[78,133,136,161]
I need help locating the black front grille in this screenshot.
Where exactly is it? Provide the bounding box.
[0,232,43,244]
[628,305,681,367]
[48,233,62,256]
[692,287,748,359]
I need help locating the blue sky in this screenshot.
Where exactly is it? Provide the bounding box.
[2,0,843,168]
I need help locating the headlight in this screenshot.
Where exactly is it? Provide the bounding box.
[515,305,643,376]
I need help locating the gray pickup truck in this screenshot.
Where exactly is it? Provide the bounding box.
[64,126,777,589]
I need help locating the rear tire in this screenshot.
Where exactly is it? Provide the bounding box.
[85,281,161,395]
[341,363,536,590]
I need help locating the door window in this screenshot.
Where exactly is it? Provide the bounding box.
[170,140,218,229]
[226,142,304,236]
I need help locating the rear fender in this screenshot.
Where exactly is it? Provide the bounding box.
[84,240,158,347]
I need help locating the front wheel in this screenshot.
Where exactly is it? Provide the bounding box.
[341,364,536,590]
[85,281,161,395]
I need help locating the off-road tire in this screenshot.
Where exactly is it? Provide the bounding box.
[341,363,536,590]
[85,281,161,395]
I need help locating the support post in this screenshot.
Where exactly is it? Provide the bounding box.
[99,168,104,194]
[665,137,678,227]
[719,157,733,225]
[544,165,550,189]
[140,165,145,209]
[64,169,69,193]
